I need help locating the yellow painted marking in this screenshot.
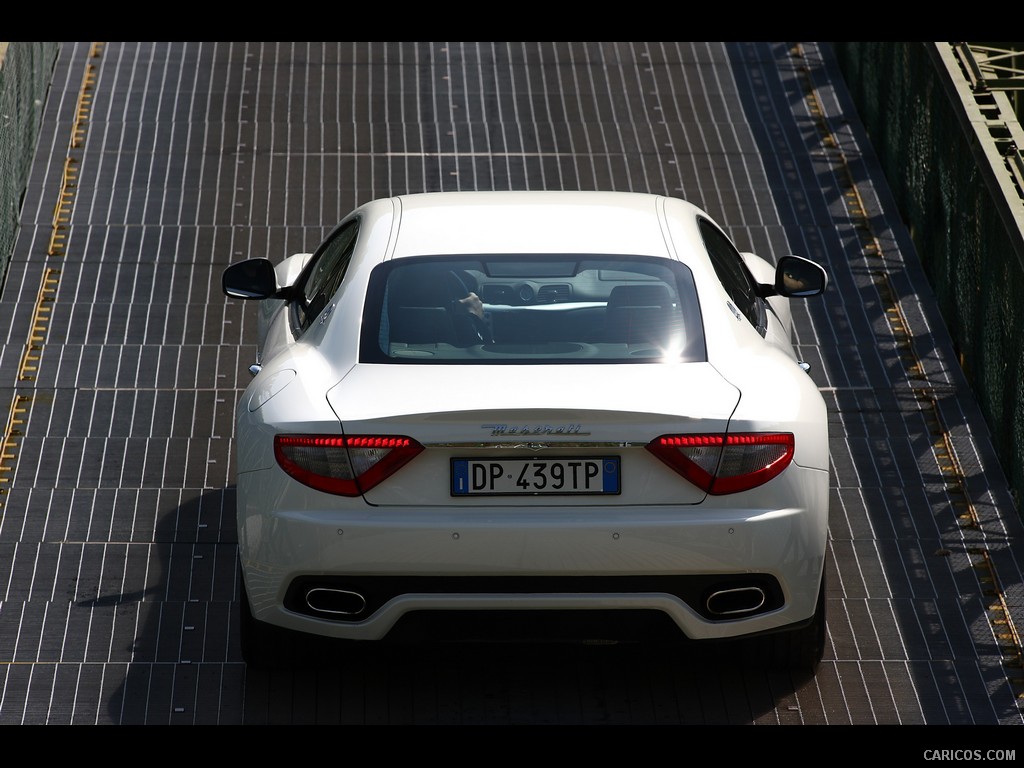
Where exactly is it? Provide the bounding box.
[7,45,105,508]
[18,267,60,382]
[0,395,31,503]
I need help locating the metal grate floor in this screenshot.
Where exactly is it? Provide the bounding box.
[0,41,1021,726]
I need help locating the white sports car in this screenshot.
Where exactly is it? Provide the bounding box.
[223,190,830,669]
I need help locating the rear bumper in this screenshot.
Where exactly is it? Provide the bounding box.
[237,464,828,642]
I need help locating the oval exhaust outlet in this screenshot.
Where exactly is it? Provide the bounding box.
[305,588,367,616]
[706,586,766,616]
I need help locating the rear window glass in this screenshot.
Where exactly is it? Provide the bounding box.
[359,255,706,364]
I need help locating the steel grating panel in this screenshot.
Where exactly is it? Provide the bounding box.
[0,41,1021,729]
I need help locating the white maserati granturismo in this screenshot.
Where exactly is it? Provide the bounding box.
[222,190,830,670]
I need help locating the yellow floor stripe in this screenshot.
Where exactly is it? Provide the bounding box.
[0,395,31,506]
[18,266,60,382]
[3,44,103,512]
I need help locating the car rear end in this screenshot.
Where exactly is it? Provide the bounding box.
[235,250,829,652]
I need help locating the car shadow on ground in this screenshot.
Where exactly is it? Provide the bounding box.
[239,623,814,725]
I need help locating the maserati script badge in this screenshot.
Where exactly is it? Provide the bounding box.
[482,423,590,436]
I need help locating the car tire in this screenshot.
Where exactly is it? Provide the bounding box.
[238,568,294,669]
[765,569,826,672]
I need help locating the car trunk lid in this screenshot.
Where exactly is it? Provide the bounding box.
[324,363,739,506]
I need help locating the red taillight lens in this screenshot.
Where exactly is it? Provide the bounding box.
[274,434,424,496]
[645,433,794,495]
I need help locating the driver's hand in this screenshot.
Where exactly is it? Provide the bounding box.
[459,292,485,320]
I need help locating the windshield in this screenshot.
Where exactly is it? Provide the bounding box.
[359,255,706,364]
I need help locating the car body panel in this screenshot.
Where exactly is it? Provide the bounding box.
[388,191,675,259]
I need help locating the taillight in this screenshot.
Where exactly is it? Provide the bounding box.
[645,433,794,495]
[274,434,424,496]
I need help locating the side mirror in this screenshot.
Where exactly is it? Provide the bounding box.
[773,255,827,298]
[222,258,278,300]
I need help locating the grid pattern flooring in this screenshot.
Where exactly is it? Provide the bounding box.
[0,41,1022,725]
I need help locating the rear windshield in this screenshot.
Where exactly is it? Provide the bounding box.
[359,255,706,364]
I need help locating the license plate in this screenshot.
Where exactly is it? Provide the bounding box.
[451,457,620,496]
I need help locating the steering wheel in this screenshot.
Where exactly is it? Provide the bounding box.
[445,270,491,344]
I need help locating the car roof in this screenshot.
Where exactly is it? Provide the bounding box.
[381,190,707,260]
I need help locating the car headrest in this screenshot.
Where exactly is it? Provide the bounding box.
[390,266,466,307]
[607,284,672,308]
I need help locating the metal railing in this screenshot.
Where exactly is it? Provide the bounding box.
[956,43,1024,122]
[953,43,1024,204]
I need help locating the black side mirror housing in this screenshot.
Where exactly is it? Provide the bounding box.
[760,255,828,298]
[222,258,279,300]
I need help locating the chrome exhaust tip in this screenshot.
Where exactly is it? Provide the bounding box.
[706,586,767,616]
[305,588,367,616]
